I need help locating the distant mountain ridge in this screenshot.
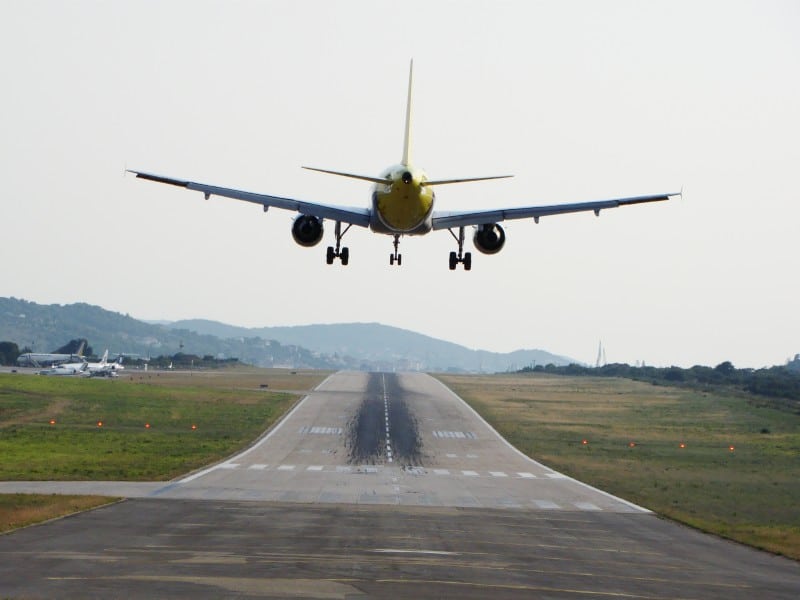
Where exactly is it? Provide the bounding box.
[167,320,573,372]
[1,297,575,371]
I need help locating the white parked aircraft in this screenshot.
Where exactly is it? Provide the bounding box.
[39,361,87,376]
[18,341,87,368]
[85,350,125,377]
[130,61,678,270]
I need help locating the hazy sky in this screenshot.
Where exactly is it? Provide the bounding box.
[2,1,798,368]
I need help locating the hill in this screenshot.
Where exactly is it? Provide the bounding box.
[167,320,572,372]
[1,297,574,371]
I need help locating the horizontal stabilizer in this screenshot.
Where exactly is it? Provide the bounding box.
[422,174,514,186]
[302,166,390,185]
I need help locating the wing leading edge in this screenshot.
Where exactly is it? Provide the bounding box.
[431,192,679,230]
[128,170,371,227]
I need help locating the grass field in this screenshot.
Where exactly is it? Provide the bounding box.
[0,368,327,480]
[437,372,800,560]
[0,368,328,530]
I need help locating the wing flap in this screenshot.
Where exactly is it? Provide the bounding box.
[129,170,371,227]
[431,193,677,230]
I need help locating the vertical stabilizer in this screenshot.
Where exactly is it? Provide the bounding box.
[402,59,414,166]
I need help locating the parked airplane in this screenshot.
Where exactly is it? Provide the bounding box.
[39,361,87,376]
[130,61,678,270]
[18,341,86,368]
[85,350,125,377]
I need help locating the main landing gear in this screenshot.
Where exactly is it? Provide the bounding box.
[448,226,472,270]
[389,235,402,266]
[326,221,351,265]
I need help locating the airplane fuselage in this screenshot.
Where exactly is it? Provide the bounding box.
[370,164,434,234]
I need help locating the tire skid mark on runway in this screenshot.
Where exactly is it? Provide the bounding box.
[345,372,423,467]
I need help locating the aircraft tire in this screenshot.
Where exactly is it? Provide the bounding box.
[449,252,457,270]
[326,247,335,265]
[464,252,472,271]
[341,247,349,265]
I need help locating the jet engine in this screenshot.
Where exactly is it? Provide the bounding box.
[472,223,506,254]
[291,215,324,247]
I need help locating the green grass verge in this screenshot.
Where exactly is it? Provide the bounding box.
[437,373,800,561]
[0,369,327,533]
[0,370,321,481]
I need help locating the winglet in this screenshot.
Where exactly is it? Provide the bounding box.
[402,59,414,166]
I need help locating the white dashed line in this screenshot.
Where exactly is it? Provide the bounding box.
[489,471,508,478]
[517,472,536,479]
[306,465,324,471]
[248,464,268,470]
[219,463,239,469]
[277,465,295,471]
[574,502,601,511]
[546,473,567,479]
[462,470,479,477]
[533,500,560,509]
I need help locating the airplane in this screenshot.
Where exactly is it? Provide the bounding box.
[39,361,87,376]
[85,349,125,377]
[18,341,87,368]
[129,61,678,270]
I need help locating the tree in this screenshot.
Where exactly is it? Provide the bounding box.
[714,361,736,376]
[0,341,20,365]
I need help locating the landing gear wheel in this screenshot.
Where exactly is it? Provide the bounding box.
[448,227,473,271]
[326,221,353,265]
[389,234,402,266]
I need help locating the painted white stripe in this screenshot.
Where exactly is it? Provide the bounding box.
[489,471,508,478]
[546,473,567,479]
[179,372,338,484]
[335,466,352,473]
[433,430,477,440]
[517,472,536,479]
[433,469,450,475]
[445,453,457,458]
[461,470,479,477]
[300,426,343,435]
[306,465,324,471]
[533,500,560,509]
[219,463,239,469]
[574,502,602,511]
[372,549,459,556]
[248,464,268,470]
[277,465,295,471]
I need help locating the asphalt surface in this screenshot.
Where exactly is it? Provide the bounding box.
[1,371,799,598]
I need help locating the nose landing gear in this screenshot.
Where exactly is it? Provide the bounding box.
[389,235,402,266]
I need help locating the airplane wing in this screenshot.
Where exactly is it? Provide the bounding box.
[128,170,372,227]
[431,192,678,230]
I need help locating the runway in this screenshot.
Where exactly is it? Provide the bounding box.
[1,371,799,598]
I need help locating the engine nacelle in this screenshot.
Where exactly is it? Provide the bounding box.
[292,215,324,247]
[472,223,506,255]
